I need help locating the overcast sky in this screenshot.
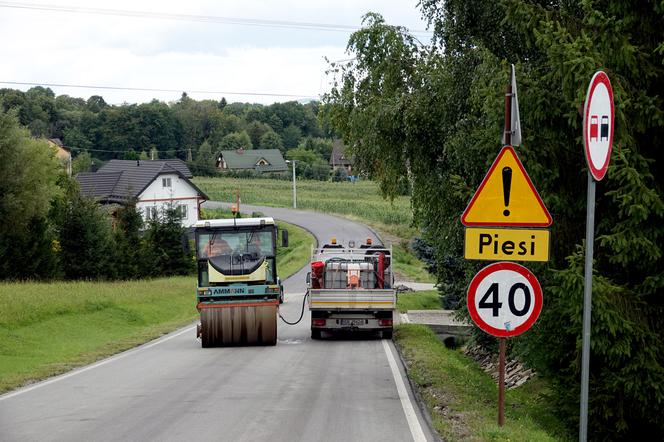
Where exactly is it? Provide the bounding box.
[0,0,431,105]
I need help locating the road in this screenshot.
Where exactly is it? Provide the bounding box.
[0,203,435,442]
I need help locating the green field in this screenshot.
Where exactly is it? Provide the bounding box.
[397,290,441,312]
[395,325,571,441]
[0,219,314,394]
[195,176,433,282]
[195,176,413,231]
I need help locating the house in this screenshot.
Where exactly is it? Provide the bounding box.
[47,138,72,176]
[329,139,354,175]
[75,159,208,227]
[216,148,288,173]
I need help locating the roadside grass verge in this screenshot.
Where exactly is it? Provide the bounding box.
[0,277,196,394]
[397,290,441,312]
[0,218,314,394]
[195,176,433,282]
[394,324,571,442]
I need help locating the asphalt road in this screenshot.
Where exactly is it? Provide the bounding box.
[0,203,435,442]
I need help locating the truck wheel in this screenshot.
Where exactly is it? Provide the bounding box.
[311,329,322,340]
[382,330,393,339]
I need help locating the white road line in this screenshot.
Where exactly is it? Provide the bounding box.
[0,325,196,401]
[382,339,427,442]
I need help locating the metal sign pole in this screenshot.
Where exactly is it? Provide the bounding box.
[580,171,595,441]
[498,338,506,426]
[496,81,513,427]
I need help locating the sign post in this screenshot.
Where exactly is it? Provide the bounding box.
[463,66,550,427]
[579,71,614,441]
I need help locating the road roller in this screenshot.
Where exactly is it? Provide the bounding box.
[193,217,288,347]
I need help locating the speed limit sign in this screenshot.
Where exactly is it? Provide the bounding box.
[467,262,543,337]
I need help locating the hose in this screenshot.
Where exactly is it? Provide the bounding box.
[278,290,309,325]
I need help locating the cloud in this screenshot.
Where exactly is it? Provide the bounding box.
[0,0,428,104]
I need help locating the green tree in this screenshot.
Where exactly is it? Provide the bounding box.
[55,183,114,280]
[194,140,216,176]
[72,151,93,175]
[259,131,284,152]
[143,206,193,276]
[286,147,329,180]
[323,5,664,437]
[111,202,146,279]
[218,130,253,151]
[282,124,302,149]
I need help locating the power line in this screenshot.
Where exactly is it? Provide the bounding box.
[0,81,318,99]
[0,1,433,35]
[69,146,189,154]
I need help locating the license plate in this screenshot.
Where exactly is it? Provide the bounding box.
[340,319,365,326]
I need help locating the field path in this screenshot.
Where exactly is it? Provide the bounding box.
[0,202,434,442]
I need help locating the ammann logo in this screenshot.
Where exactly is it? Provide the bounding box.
[211,287,246,295]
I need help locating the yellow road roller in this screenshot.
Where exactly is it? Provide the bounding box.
[193,217,288,347]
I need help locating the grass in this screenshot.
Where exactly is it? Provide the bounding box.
[0,217,315,394]
[195,176,433,282]
[194,176,413,227]
[394,325,571,442]
[397,290,441,312]
[0,277,196,394]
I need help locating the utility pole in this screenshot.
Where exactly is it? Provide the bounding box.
[286,160,297,209]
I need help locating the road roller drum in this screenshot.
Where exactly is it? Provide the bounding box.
[200,303,277,347]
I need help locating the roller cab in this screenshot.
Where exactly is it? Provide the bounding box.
[194,217,287,346]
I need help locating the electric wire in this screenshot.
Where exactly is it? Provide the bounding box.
[0,81,318,99]
[0,1,433,36]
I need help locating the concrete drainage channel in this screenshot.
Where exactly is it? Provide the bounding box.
[402,310,472,348]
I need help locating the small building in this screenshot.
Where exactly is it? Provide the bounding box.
[217,148,288,173]
[329,139,354,175]
[76,159,208,227]
[47,138,72,176]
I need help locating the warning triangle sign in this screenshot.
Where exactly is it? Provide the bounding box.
[461,146,552,227]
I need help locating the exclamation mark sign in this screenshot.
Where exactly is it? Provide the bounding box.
[502,166,512,216]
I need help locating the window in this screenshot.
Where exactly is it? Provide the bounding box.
[145,206,159,221]
[162,178,172,188]
[178,204,188,219]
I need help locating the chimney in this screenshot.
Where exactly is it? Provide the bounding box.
[137,159,140,166]
[91,160,97,173]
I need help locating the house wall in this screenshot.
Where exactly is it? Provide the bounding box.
[137,173,203,227]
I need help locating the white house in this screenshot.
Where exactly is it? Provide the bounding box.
[76,159,208,227]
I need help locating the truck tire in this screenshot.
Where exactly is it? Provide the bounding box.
[382,329,393,339]
[311,329,322,340]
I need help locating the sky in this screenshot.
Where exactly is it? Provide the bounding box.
[0,0,432,105]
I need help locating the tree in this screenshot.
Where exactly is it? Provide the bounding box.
[246,121,271,147]
[218,130,253,151]
[286,147,329,180]
[55,182,114,280]
[72,151,93,175]
[143,206,193,276]
[259,131,284,152]
[282,124,302,149]
[193,140,216,176]
[111,202,146,279]
[323,5,664,437]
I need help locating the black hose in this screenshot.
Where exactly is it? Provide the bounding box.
[278,290,309,325]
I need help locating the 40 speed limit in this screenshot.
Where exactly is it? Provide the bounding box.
[467,262,543,337]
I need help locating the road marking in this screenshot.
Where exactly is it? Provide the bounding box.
[0,325,196,401]
[382,339,427,442]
